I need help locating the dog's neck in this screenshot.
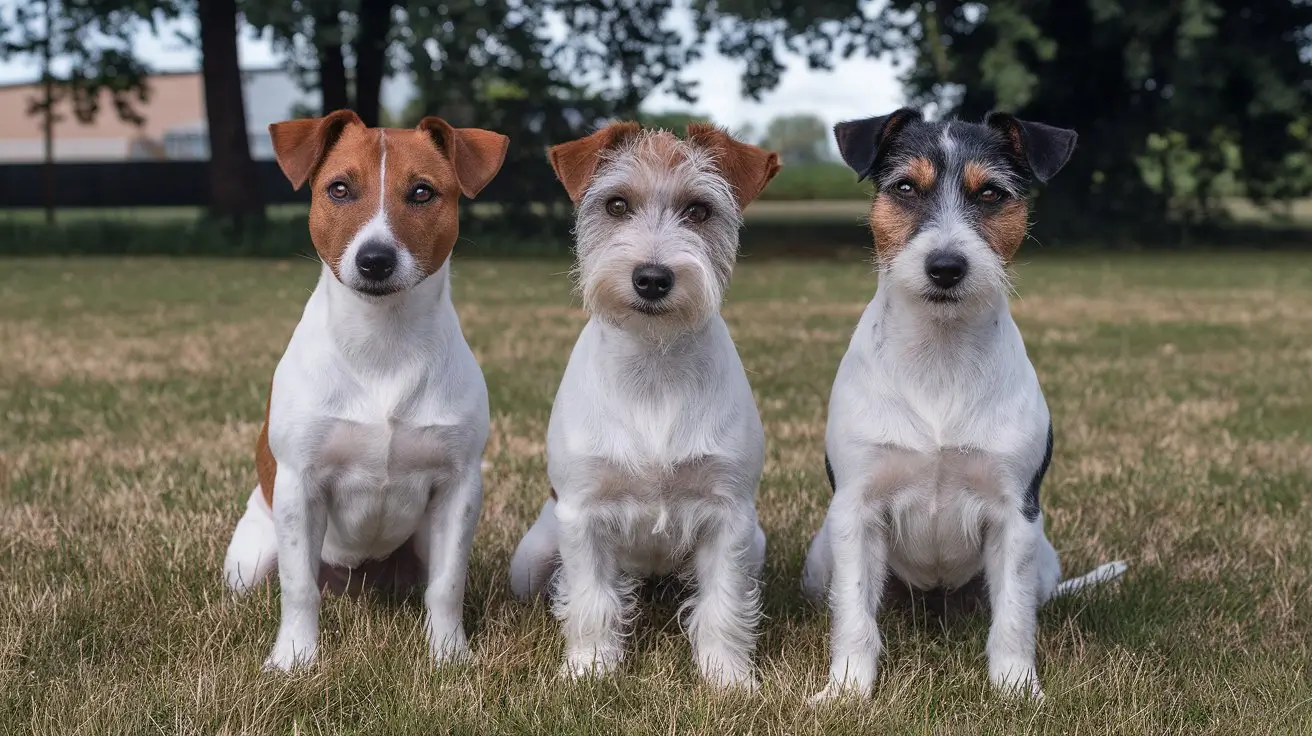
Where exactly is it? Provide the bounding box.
[589,314,722,389]
[315,261,456,362]
[873,281,1013,362]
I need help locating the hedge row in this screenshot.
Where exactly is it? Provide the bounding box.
[0,216,876,259]
[759,162,871,201]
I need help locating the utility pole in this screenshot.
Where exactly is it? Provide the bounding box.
[40,0,56,226]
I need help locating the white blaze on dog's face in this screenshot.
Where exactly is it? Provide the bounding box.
[835,109,1076,318]
[268,110,508,296]
[549,122,780,333]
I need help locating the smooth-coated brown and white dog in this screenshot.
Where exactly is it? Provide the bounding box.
[222,110,508,672]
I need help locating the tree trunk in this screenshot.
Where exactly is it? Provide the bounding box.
[313,2,349,114]
[198,0,265,225]
[354,0,393,127]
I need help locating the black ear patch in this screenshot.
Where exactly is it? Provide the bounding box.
[985,112,1077,183]
[833,107,922,182]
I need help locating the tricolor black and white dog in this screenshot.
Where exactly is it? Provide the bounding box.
[801,109,1126,702]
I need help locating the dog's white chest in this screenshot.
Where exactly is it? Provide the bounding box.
[312,415,453,567]
[546,318,766,579]
[871,446,1012,590]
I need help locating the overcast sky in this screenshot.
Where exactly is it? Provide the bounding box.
[0,10,906,131]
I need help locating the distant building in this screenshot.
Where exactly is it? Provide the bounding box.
[0,67,317,162]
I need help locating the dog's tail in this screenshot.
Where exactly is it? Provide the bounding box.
[1052,561,1128,598]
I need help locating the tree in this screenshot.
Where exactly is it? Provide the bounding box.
[198,0,265,225]
[246,0,395,125]
[353,0,392,127]
[758,113,831,164]
[312,2,349,113]
[711,1,1312,240]
[0,0,153,224]
[550,0,704,118]
[638,109,712,131]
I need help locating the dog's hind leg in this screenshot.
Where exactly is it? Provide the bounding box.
[509,496,561,601]
[747,521,767,579]
[801,519,833,602]
[223,486,279,594]
[1035,530,1062,602]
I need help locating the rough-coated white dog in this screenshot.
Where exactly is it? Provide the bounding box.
[221,110,508,671]
[802,109,1126,702]
[509,122,781,688]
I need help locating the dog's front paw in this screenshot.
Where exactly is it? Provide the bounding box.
[697,651,758,692]
[701,664,758,692]
[989,659,1044,700]
[262,636,317,673]
[559,646,623,680]
[807,680,866,707]
[427,626,471,666]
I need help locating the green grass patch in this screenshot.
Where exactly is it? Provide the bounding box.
[0,253,1309,732]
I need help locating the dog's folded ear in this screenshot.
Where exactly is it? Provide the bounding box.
[985,113,1077,183]
[833,108,922,182]
[417,117,511,199]
[547,122,643,204]
[268,109,364,190]
[686,123,782,210]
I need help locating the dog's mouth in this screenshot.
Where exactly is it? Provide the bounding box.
[354,282,405,298]
[630,300,673,316]
[923,290,962,304]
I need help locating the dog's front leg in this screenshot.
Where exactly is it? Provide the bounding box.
[553,499,628,679]
[688,506,761,690]
[264,470,327,672]
[416,463,482,664]
[810,497,888,704]
[983,515,1044,698]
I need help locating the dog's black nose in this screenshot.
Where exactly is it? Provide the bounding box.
[925,251,968,289]
[356,243,397,282]
[632,264,674,301]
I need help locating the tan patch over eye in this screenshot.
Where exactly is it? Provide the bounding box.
[907,157,936,190]
[964,161,990,193]
[978,198,1029,261]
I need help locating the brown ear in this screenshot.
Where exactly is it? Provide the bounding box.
[685,123,781,210]
[417,117,510,199]
[268,109,363,190]
[547,121,642,204]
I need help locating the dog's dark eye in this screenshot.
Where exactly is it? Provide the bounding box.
[328,181,351,200]
[684,202,711,223]
[893,180,916,197]
[978,186,1004,203]
[408,184,436,204]
[606,198,629,217]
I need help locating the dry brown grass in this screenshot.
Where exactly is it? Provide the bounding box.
[0,254,1309,734]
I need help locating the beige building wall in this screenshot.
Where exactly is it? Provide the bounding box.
[0,72,205,161]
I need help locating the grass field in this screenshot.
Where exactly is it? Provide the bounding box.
[1,253,1310,734]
